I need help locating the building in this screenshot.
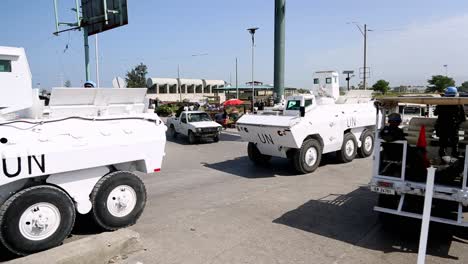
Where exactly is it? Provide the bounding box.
[215,82,297,102]
[146,78,226,103]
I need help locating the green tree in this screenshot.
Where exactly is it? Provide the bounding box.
[126,63,148,88]
[426,75,455,93]
[458,81,468,93]
[372,80,390,94]
[64,80,72,87]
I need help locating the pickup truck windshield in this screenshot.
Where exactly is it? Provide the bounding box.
[187,113,212,122]
[286,100,301,110]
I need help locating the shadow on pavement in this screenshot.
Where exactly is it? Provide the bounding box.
[202,156,297,178]
[273,187,464,261]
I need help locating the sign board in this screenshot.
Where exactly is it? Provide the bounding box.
[81,0,128,36]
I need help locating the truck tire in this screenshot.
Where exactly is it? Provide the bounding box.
[213,135,219,142]
[358,130,374,158]
[188,131,197,144]
[91,171,147,231]
[0,185,76,256]
[336,133,357,163]
[247,142,271,164]
[293,138,322,174]
[169,125,177,139]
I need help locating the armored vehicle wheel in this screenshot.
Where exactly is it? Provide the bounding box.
[337,133,357,163]
[293,138,322,174]
[91,171,147,231]
[213,135,219,142]
[358,130,374,158]
[169,125,177,138]
[247,142,271,164]
[188,131,197,144]
[0,185,76,256]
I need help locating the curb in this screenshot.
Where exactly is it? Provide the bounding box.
[6,229,143,264]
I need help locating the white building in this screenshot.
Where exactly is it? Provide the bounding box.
[146,78,226,102]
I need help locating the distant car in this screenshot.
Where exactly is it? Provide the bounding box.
[167,111,222,144]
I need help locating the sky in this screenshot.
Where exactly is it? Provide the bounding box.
[2,0,468,89]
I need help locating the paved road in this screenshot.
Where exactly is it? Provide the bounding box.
[114,131,468,264]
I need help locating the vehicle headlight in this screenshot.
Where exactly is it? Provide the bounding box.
[196,128,202,132]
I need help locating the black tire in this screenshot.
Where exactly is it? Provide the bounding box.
[0,185,76,256]
[169,125,177,139]
[336,133,358,163]
[213,135,219,142]
[293,138,322,174]
[247,142,271,165]
[358,130,374,158]
[188,131,197,144]
[91,171,147,231]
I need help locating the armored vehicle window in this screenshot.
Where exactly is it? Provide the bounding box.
[0,60,11,72]
[305,99,313,107]
[286,100,301,110]
[326,77,332,84]
[313,78,319,84]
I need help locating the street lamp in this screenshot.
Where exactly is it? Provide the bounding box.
[348,22,372,90]
[247,27,259,111]
[443,64,448,77]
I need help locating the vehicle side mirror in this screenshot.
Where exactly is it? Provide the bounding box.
[299,106,305,117]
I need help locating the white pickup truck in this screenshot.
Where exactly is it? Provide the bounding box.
[237,93,377,174]
[167,111,222,144]
[0,46,167,255]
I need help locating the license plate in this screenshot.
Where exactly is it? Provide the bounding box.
[371,186,395,195]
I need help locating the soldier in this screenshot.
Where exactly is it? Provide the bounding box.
[380,113,405,142]
[434,87,466,157]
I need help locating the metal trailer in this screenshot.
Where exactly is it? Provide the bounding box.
[370,97,468,263]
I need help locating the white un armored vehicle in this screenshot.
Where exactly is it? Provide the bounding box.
[237,71,378,174]
[0,46,166,255]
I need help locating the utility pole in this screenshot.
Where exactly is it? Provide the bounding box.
[95,34,100,87]
[235,57,239,99]
[363,24,367,90]
[177,64,182,102]
[444,64,448,77]
[273,0,286,103]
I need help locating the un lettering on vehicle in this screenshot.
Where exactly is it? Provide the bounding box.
[1,154,46,178]
[257,133,274,145]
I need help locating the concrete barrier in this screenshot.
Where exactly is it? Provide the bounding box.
[6,229,143,264]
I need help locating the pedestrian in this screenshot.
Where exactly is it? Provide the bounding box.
[434,87,466,157]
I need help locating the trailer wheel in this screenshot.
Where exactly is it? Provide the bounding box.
[91,171,147,231]
[0,185,75,256]
[293,138,322,174]
[247,142,271,165]
[336,133,357,163]
[188,131,197,144]
[169,125,177,139]
[358,130,374,158]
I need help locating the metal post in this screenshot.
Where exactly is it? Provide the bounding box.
[83,27,90,82]
[347,73,350,91]
[53,0,60,33]
[178,64,182,102]
[235,57,239,99]
[363,24,367,90]
[274,0,286,103]
[95,34,100,87]
[74,0,80,26]
[417,167,436,264]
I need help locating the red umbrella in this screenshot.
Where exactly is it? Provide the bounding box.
[223,99,244,106]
